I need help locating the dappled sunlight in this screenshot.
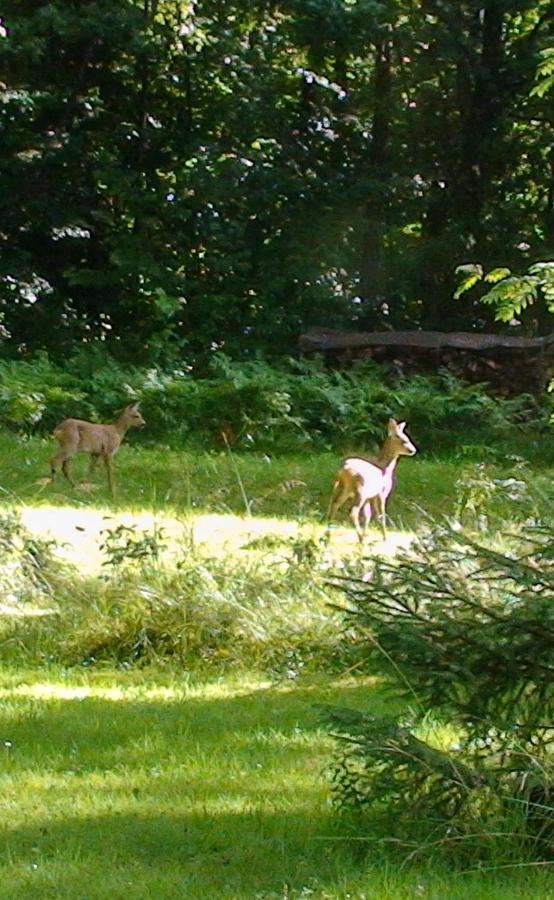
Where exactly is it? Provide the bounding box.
[0,677,274,704]
[0,602,54,618]
[1,667,549,897]
[0,682,184,703]
[0,673,377,705]
[16,503,416,573]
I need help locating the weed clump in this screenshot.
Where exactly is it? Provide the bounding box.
[2,524,347,674]
[0,510,58,608]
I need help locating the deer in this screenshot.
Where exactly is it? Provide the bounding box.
[49,402,145,496]
[327,418,417,542]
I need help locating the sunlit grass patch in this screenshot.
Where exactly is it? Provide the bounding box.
[3,430,553,534]
[1,435,553,673]
[15,502,414,574]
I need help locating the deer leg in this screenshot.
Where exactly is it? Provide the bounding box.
[327,481,351,521]
[50,431,79,485]
[49,450,75,486]
[86,454,100,479]
[350,502,365,543]
[372,496,387,540]
[50,449,68,482]
[102,453,115,496]
[49,454,59,482]
[60,458,76,487]
[358,502,370,541]
[358,500,374,539]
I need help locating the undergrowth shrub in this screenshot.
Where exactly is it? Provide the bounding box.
[0,354,87,431]
[324,524,554,862]
[0,348,549,457]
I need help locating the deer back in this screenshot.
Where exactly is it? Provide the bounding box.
[53,403,144,455]
[340,457,387,500]
[53,419,122,455]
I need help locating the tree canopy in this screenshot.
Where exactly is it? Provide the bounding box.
[1,1,553,363]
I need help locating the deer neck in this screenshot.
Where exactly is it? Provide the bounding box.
[375,440,400,475]
[112,416,130,438]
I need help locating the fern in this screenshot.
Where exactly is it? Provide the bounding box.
[479,275,539,322]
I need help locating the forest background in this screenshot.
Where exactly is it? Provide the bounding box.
[1,0,553,370]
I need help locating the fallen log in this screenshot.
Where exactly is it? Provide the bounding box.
[298,328,554,394]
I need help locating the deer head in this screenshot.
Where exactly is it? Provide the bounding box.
[387,418,417,457]
[120,402,146,429]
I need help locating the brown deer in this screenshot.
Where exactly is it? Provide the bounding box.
[327,418,417,541]
[49,402,145,495]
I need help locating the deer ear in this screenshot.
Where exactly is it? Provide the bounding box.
[398,421,407,432]
[387,417,398,433]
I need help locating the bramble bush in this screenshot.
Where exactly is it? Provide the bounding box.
[324,523,554,862]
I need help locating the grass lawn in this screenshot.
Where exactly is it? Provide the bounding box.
[0,429,553,897]
[0,667,552,900]
[1,430,552,548]
[0,430,456,578]
[0,429,458,521]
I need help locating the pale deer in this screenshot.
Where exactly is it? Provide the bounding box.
[49,402,145,495]
[327,418,417,541]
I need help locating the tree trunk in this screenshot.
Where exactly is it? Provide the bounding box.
[358,32,392,328]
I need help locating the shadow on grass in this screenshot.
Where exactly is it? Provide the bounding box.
[0,678,386,898]
[0,679,552,899]
[0,678,383,771]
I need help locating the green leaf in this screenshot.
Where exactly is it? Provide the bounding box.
[531,49,554,97]
[484,267,510,284]
[453,264,483,299]
[529,262,554,276]
[480,276,539,322]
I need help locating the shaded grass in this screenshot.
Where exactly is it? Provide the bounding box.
[0,667,552,899]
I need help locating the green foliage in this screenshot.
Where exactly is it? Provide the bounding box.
[0,510,58,605]
[453,264,484,300]
[0,354,87,430]
[454,459,531,528]
[531,47,554,97]
[99,523,167,569]
[326,523,554,859]
[1,1,553,357]
[455,261,554,323]
[0,351,547,458]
